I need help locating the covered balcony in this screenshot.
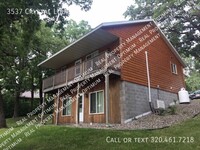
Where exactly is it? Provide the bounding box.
[43,52,120,92]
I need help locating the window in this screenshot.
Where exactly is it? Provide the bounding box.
[90,90,104,114]
[171,63,178,74]
[75,59,82,76]
[62,97,72,116]
[86,51,99,70]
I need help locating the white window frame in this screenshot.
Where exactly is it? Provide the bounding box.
[89,90,104,115]
[171,63,178,74]
[62,97,72,116]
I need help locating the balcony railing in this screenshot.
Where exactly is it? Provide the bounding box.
[43,52,120,91]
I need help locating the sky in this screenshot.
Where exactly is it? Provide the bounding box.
[68,0,133,28]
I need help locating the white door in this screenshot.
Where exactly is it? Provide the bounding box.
[79,93,84,122]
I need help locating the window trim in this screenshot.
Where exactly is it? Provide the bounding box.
[86,50,99,60]
[85,50,99,70]
[171,62,178,75]
[89,90,104,115]
[75,59,82,76]
[62,96,72,117]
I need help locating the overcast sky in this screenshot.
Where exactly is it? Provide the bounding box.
[68,0,133,28]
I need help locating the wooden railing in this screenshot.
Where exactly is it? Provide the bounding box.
[43,52,120,91]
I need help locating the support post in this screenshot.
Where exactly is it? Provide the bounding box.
[76,83,80,125]
[105,73,110,125]
[41,93,45,124]
[55,89,60,125]
[105,51,110,125]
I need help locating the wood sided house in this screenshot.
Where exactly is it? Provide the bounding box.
[38,19,186,124]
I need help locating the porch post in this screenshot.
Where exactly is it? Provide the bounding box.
[41,92,45,123]
[105,51,110,125]
[55,89,60,125]
[76,83,80,125]
[105,73,110,125]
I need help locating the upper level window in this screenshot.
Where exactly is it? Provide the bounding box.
[171,63,177,74]
[86,51,99,70]
[75,59,82,76]
[86,51,99,60]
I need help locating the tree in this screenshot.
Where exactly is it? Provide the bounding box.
[184,56,200,91]
[0,0,93,31]
[63,19,91,42]
[186,71,200,91]
[124,0,200,61]
[0,88,6,128]
[28,22,68,106]
[0,0,93,125]
[0,81,6,128]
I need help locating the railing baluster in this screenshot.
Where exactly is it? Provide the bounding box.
[43,52,120,91]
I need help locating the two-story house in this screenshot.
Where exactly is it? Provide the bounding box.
[38,19,186,124]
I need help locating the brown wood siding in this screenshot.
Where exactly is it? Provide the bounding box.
[109,75,121,123]
[53,75,121,124]
[104,23,185,93]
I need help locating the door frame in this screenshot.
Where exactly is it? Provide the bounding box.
[79,93,84,123]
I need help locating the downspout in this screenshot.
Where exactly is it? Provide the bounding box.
[145,51,154,112]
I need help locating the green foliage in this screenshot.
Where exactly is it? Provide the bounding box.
[168,105,177,115]
[156,105,177,116]
[0,0,93,123]
[0,18,91,118]
[63,19,91,42]
[3,91,40,118]
[124,0,200,62]
[155,108,166,116]
[0,0,93,31]
[186,72,200,92]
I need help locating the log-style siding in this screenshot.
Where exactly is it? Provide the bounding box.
[104,23,185,93]
[51,21,185,125]
[53,75,121,124]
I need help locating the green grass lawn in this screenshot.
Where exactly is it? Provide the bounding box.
[0,115,200,150]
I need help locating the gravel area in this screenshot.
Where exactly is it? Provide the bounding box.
[66,99,200,130]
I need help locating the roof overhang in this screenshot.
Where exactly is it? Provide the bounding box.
[38,19,186,69]
[38,28,119,69]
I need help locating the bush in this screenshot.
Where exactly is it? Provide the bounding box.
[155,108,166,116]
[155,105,177,116]
[168,105,177,115]
[3,92,41,118]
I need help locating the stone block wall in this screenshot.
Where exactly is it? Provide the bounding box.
[120,81,178,123]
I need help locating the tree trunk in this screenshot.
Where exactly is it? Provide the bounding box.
[13,90,20,118]
[39,73,43,105]
[31,74,34,111]
[0,86,7,128]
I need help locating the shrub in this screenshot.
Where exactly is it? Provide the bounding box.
[168,105,177,115]
[155,108,166,116]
